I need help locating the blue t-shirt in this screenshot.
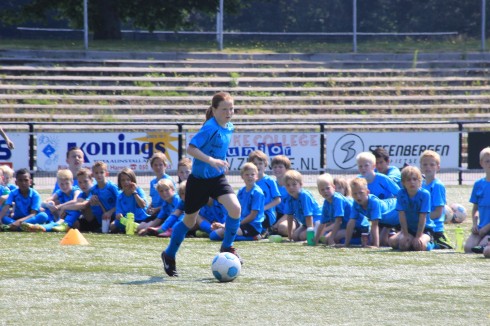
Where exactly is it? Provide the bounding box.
[284,189,322,226]
[90,180,119,211]
[0,185,10,209]
[199,199,226,224]
[470,178,490,230]
[396,187,433,233]
[321,192,353,229]
[375,166,402,187]
[116,187,149,222]
[367,173,400,200]
[6,188,42,219]
[189,117,234,179]
[157,194,182,221]
[351,194,398,227]
[237,184,265,233]
[275,184,289,215]
[149,174,174,209]
[422,178,447,232]
[256,174,281,225]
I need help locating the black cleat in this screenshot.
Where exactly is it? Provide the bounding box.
[220,246,243,265]
[471,246,484,254]
[161,251,178,277]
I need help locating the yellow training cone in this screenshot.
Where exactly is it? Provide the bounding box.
[60,229,89,245]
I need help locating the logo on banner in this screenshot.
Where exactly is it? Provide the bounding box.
[333,134,364,169]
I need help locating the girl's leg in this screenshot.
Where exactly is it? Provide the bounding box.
[217,193,241,251]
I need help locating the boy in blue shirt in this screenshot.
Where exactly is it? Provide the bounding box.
[270,155,292,237]
[465,147,490,254]
[248,150,281,237]
[315,173,353,245]
[389,166,435,251]
[61,168,96,231]
[23,169,81,232]
[0,169,48,231]
[420,150,452,249]
[195,197,226,236]
[89,161,119,231]
[372,147,402,187]
[52,147,85,193]
[346,177,399,247]
[146,152,175,219]
[357,151,400,200]
[139,179,184,237]
[283,169,322,242]
[210,162,265,241]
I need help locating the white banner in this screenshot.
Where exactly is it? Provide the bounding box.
[326,132,459,170]
[36,132,179,172]
[0,133,30,170]
[186,132,321,171]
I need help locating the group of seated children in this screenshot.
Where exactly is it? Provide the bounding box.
[1,145,489,255]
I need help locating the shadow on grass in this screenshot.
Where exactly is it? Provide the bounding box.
[118,276,165,285]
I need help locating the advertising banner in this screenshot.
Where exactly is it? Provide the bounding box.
[36,132,179,172]
[326,132,459,170]
[0,133,30,170]
[186,132,321,171]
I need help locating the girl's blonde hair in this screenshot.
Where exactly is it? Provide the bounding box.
[149,152,169,167]
[205,92,233,121]
[334,176,352,197]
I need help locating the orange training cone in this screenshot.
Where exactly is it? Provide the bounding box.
[60,229,89,245]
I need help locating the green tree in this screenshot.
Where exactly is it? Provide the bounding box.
[1,0,242,40]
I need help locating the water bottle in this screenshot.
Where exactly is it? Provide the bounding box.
[455,226,464,253]
[306,227,315,246]
[101,219,110,233]
[126,212,135,235]
[269,235,283,243]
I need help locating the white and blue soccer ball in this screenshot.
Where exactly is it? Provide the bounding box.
[211,252,241,282]
[450,203,467,223]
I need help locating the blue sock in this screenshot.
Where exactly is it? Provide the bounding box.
[235,235,255,241]
[221,216,240,249]
[199,220,212,234]
[209,230,223,241]
[165,221,189,259]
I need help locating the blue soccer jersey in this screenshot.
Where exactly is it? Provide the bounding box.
[149,174,174,209]
[275,184,289,215]
[199,199,227,224]
[157,194,182,221]
[367,173,400,200]
[396,187,433,233]
[0,185,10,209]
[237,184,265,233]
[375,166,402,187]
[6,188,42,219]
[470,178,490,230]
[256,174,281,226]
[284,189,322,226]
[90,180,119,222]
[321,192,353,229]
[116,187,149,222]
[189,117,234,179]
[52,186,81,225]
[351,194,398,227]
[423,178,447,232]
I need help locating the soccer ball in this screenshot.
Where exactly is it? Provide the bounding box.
[443,205,453,224]
[211,252,241,282]
[449,203,467,223]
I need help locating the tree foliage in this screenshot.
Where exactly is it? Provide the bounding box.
[0,0,487,40]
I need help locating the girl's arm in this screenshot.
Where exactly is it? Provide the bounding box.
[264,197,281,211]
[399,211,408,236]
[187,144,228,171]
[415,212,426,239]
[471,203,479,234]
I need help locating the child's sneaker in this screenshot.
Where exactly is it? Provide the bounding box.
[471,245,485,254]
[220,246,243,265]
[52,223,68,232]
[0,224,10,232]
[161,251,178,277]
[21,223,45,232]
[157,229,172,238]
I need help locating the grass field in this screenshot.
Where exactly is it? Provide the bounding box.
[1,185,488,325]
